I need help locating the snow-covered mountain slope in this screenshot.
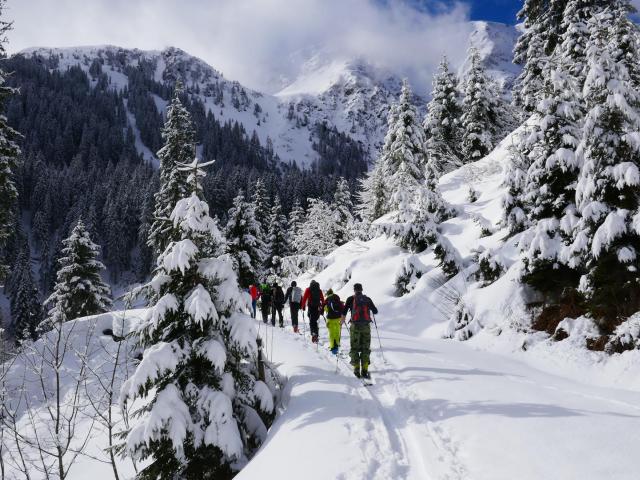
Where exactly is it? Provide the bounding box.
[19,22,519,168]
[459,21,521,92]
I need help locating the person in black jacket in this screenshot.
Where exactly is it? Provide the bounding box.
[341,283,378,379]
[260,283,273,324]
[271,282,285,327]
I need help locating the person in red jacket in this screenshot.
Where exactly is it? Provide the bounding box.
[301,280,324,343]
[249,284,260,319]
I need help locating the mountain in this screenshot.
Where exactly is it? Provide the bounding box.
[459,21,522,92]
[19,21,519,168]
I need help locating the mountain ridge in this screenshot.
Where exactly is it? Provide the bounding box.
[18,21,520,167]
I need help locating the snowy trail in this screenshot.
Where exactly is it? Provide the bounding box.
[240,320,640,480]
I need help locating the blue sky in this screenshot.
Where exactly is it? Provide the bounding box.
[464,0,520,23]
[407,0,521,24]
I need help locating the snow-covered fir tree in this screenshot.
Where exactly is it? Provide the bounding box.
[512,0,566,114]
[519,64,583,296]
[378,158,452,253]
[566,6,640,329]
[148,81,196,255]
[9,245,42,343]
[264,196,289,275]
[501,128,533,235]
[44,220,111,325]
[225,192,265,288]
[372,80,428,217]
[423,57,463,174]
[250,178,271,240]
[0,7,21,281]
[460,48,498,163]
[122,160,275,479]
[358,161,386,224]
[295,198,335,256]
[286,199,305,254]
[331,177,354,247]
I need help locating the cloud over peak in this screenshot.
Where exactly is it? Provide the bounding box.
[6,0,474,93]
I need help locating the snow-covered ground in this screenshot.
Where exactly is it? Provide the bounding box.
[241,319,640,480]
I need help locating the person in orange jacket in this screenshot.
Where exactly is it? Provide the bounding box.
[300,280,324,343]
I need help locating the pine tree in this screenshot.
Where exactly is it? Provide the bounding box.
[376,80,428,216]
[286,199,305,254]
[358,162,386,223]
[0,6,21,281]
[378,159,452,253]
[122,160,275,479]
[225,192,265,288]
[423,57,463,174]
[519,63,583,297]
[148,82,196,255]
[460,48,497,163]
[501,129,532,235]
[513,0,566,114]
[570,8,640,329]
[558,0,602,89]
[295,198,335,256]
[264,196,289,275]
[251,178,270,239]
[332,177,354,247]
[44,220,111,325]
[9,245,42,343]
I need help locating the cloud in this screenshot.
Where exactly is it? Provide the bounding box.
[4,0,474,93]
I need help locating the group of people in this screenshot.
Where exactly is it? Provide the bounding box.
[248,280,378,379]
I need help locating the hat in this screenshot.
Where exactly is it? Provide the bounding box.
[326,288,334,296]
[353,283,363,292]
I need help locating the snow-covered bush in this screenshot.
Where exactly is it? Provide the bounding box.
[605,314,640,353]
[474,248,504,286]
[444,301,480,341]
[394,255,425,297]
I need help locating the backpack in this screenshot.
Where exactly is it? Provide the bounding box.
[351,294,371,323]
[274,286,285,304]
[291,287,302,303]
[326,294,344,318]
[309,282,321,307]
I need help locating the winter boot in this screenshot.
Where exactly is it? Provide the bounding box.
[361,369,370,380]
[312,334,318,343]
[293,326,299,333]
[330,346,339,355]
[353,366,361,378]
[279,322,284,328]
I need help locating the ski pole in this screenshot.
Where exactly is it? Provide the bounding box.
[302,309,307,340]
[372,313,386,364]
[270,319,275,363]
[336,320,344,374]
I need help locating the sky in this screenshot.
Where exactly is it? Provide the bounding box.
[4,0,517,93]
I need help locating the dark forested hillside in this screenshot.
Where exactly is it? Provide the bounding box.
[3,54,364,293]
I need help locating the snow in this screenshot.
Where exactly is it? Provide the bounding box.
[235,320,640,480]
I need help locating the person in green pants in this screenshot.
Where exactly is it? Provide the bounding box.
[324,289,344,355]
[341,283,378,379]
